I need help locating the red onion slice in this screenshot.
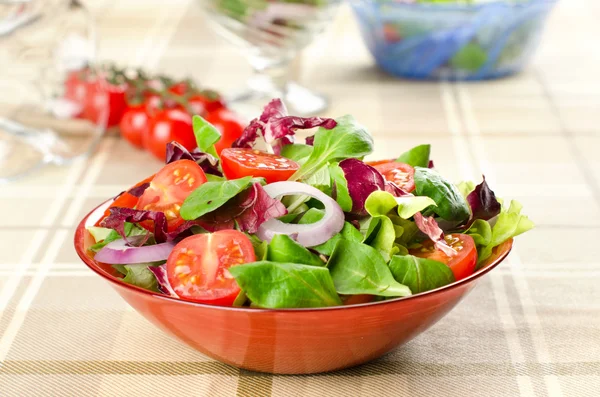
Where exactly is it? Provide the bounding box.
[256,181,344,247]
[94,237,175,264]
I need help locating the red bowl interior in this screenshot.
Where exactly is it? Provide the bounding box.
[75,199,513,374]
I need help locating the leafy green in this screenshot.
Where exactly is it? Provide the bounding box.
[280,143,313,164]
[457,180,476,199]
[89,222,146,252]
[87,227,113,243]
[396,144,431,168]
[247,234,268,260]
[389,215,420,247]
[229,261,342,308]
[329,163,352,212]
[328,240,412,297]
[297,208,325,224]
[290,115,374,181]
[388,255,455,294]
[450,43,488,72]
[267,234,324,267]
[192,115,221,157]
[414,167,470,222]
[364,190,437,219]
[205,174,226,182]
[119,263,161,292]
[471,200,534,266]
[180,176,253,220]
[312,222,363,256]
[362,216,397,262]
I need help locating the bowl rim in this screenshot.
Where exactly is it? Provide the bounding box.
[351,0,558,11]
[75,198,513,313]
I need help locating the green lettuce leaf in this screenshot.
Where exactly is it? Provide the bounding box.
[328,240,412,297]
[267,234,325,267]
[229,261,342,308]
[388,255,455,294]
[414,167,470,222]
[290,115,374,181]
[364,190,437,219]
[312,222,363,256]
[396,144,431,168]
[328,163,353,212]
[280,143,313,164]
[180,176,253,220]
[192,115,221,157]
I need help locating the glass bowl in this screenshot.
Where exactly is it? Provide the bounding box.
[198,0,342,115]
[0,0,106,183]
[75,198,514,374]
[350,0,557,80]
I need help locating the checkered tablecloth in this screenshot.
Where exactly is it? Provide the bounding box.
[1,0,599,395]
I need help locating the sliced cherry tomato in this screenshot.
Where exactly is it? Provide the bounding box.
[166,230,255,306]
[137,160,207,231]
[188,94,225,116]
[369,160,415,193]
[95,175,155,226]
[409,234,477,281]
[119,105,149,148]
[220,148,299,184]
[143,108,196,161]
[205,109,244,155]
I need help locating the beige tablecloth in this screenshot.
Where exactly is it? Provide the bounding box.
[1,0,599,396]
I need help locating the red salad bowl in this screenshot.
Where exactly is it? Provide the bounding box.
[75,200,513,375]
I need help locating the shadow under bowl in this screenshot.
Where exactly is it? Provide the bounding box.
[75,199,513,374]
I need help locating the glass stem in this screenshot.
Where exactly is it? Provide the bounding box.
[247,55,293,95]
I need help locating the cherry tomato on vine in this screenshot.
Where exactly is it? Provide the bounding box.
[119,105,149,148]
[143,108,196,161]
[205,109,244,155]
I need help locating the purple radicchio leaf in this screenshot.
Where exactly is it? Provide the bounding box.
[100,207,203,244]
[148,265,178,297]
[165,141,222,176]
[199,183,287,233]
[467,176,501,222]
[428,160,435,168]
[232,98,336,154]
[413,212,457,257]
[339,158,386,215]
[127,182,150,198]
[305,135,315,146]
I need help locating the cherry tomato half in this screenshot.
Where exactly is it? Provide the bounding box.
[143,108,196,161]
[410,233,477,281]
[368,160,415,193]
[137,160,207,231]
[166,230,256,306]
[205,109,244,155]
[95,175,155,226]
[119,105,149,148]
[220,148,299,184]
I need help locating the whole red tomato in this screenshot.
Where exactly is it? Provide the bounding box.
[188,93,225,116]
[143,108,196,161]
[82,77,127,127]
[205,108,244,155]
[119,105,149,148]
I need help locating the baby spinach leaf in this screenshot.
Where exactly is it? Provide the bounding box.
[180,176,253,220]
[229,261,342,308]
[328,240,412,297]
[192,115,221,158]
[290,115,374,181]
[280,143,313,164]
[312,222,363,256]
[396,144,431,168]
[388,255,455,294]
[414,167,470,222]
[267,234,325,267]
[329,163,353,212]
[363,215,396,262]
[247,234,268,260]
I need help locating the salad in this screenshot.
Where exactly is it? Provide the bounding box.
[87,99,533,309]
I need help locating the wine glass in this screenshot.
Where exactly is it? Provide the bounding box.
[199,0,342,116]
[0,0,105,183]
